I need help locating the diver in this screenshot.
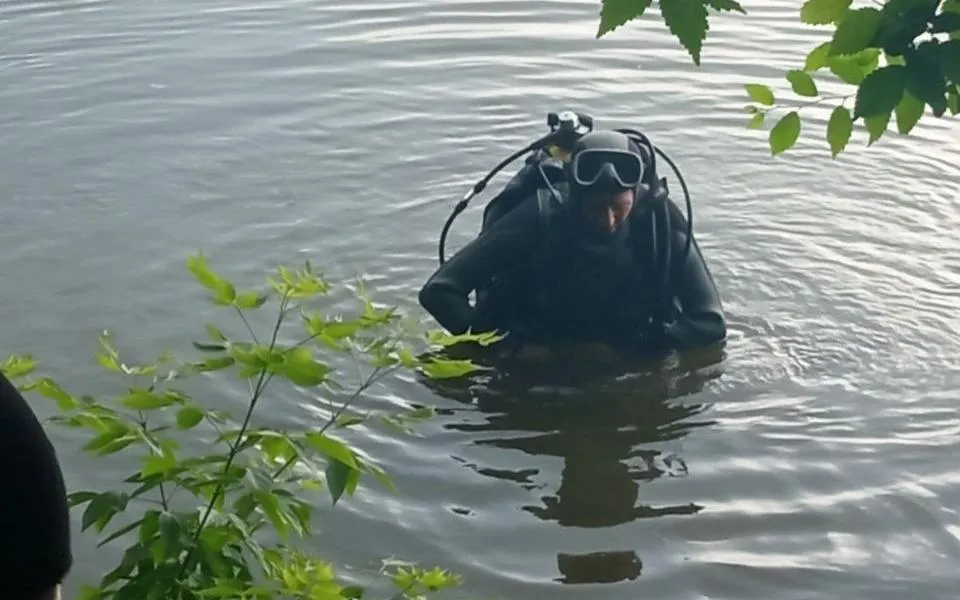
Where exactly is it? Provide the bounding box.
[419,127,727,358]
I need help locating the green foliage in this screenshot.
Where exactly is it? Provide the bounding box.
[827,105,855,155]
[2,252,501,600]
[594,0,959,157]
[596,0,746,65]
[769,110,802,155]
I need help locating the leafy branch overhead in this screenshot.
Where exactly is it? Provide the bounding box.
[596,0,959,158]
[598,0,747,65]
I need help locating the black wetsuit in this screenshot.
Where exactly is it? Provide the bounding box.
[0,370,73,597]
[420,178,727,356]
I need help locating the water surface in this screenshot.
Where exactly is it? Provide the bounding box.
[2,0,959,598]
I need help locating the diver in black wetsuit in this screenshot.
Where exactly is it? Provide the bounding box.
[419,128,726,357]
[0,370,72,600]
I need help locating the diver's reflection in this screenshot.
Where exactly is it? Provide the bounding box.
[418,343,726,584]
[557,550,642,584]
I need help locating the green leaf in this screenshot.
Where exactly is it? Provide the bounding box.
[433,568,464,591]
[206,324,227,342]
[894,90,925,134]
[341,586,365,599]
[885,51,906,66]
[381,414,416,436]
[321,319,364,341]
[948,86,960,115]
[120,389,179,410]
[744,83,775,105]
[408,405,436,420]
[857,47,882,69]
[800,0,852,25]
[882,0,939,15]
[32,377,79,410]
[176,406,204,429]
[193,341,227,353]
[425,329,503,348]
[98,330,120,360]
[659,0,710,66]
[829,7,882,56]
[68,491,99,508]
[158,511,183,558]
[140,453,179,477]
[864,110,892,145]
[596,0,652,37]
[81,491,129,533]
[747,112,765,129]
[827,58,863,84]
[395,346,418,368]
[931,11,960,34]
[259,434,298,465]
[874,8,927,58]
[234,291,268,310]
[186,253,237,305]
[939,40,960,87]
[355,456,398,494]
[786,69,819,96]
[325,459,359,506]
[1,354,37,379]
[804,41,832,71]
[304,432,358,469]
[419,358,479,379]
[905,41,949,116]
[137,510,160,548]
[75,585,104,600]
[768,111,801,156]
[84,427,138,456]
[826,106,853,157]
[254,490,290,538]
[191,356,236,373]
[703,0,746,13]
[335,413,367,428]
[96,516,145,548]
[233,492,258,520]
[94,333,124,373]
[281,347,330,387]
[268,263,330,299]
[95,353,122,374]
[854,64,907,118]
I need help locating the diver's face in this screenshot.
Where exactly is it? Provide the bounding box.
[579,187,635,235]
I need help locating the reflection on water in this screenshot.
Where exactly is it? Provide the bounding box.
[419,344,726,585]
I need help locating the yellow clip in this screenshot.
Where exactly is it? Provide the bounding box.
[545,145,571,162]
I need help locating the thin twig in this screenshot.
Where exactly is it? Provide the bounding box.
[270,362,399,481]
[177,292,291,580]
[234,306,260,346]
[758,93,855,115]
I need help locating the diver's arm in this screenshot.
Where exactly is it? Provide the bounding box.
[419,196,543,335]
[657,229,727,350]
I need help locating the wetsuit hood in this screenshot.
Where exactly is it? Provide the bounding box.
[564,130,649,244]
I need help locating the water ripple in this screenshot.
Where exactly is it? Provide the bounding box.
[2,0,960,597]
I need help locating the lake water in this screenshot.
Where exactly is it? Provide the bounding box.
[2,0,960,598]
